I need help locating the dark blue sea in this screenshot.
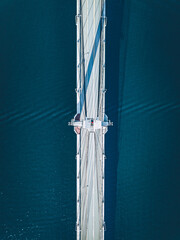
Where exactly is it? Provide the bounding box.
[0,0,180,239]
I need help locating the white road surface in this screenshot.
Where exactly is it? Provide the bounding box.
[75,1,107,239]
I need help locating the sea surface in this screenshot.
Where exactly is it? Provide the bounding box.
[0,0,180,240]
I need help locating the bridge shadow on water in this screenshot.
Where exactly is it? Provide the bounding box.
[105,1,129,239]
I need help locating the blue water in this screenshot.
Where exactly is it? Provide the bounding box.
[0,0,180,239]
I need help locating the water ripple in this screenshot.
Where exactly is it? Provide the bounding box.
[0,107,73,124]
[118,101,180,115]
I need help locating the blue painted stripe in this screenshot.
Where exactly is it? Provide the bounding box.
[80,20,101,114]
[79,2,106,116]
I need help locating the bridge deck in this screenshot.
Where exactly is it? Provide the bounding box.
[76,1,107,239]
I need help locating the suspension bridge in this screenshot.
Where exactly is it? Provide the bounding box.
[69,0,112,239]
